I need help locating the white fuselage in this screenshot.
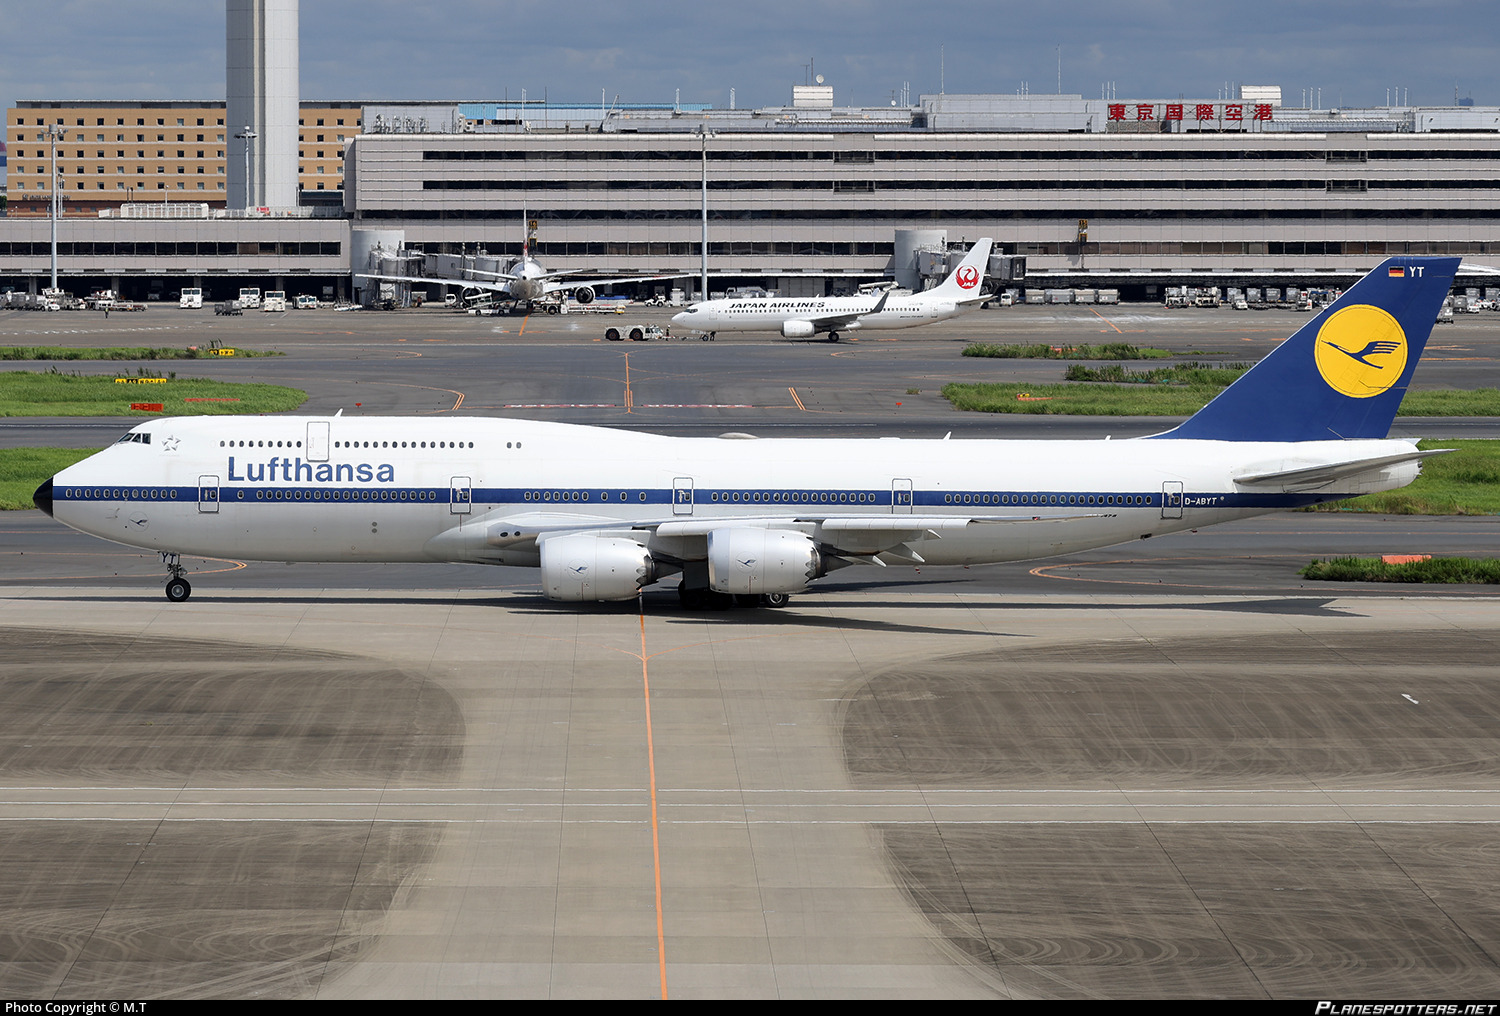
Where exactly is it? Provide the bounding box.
[504,256,549,302]
[46,416,1418,574]
[671,292,963,335]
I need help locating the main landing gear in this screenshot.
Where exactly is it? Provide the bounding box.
[827,330,841,342]
[677,584,790,610]
[161,552,191,602]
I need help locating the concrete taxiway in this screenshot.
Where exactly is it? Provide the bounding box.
[2,301,1500,998]
[1,584,1498,998]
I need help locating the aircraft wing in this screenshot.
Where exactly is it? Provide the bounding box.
[796,290,891,332]
[426,510,1113,565]
[535,271,697,296]
[355,272,514,294]
[644,510,1112,561]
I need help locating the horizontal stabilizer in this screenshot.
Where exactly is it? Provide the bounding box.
[1233,448,1451,488]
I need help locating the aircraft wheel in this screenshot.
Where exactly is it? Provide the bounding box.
[828,331,840,342]
[605,327,622,341]
[165,577,192,603]
[761,592,790,608]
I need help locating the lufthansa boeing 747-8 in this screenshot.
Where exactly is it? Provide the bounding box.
[35,257,1457,609]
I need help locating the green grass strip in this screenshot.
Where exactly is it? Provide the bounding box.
[0,370,306,417]
[0,447,98,510]
[962,342,1174,360]
[1315,439,1500,515]
[0,346,281,360]
[1062,362,1251,385]
[1300,556,1500,584]
[942,380,1237,416]
[943,380,1500,417]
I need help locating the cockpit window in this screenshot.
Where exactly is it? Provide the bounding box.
[115,432,151,445]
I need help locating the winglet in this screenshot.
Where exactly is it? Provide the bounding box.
[1153,257,1459,442]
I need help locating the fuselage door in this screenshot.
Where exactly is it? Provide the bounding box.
[891,478,914,514]
[307,421,330,462]
[197,474,220,514]
[1161,480,1184,519]
[450,476,473,515]
[672,477,694,516]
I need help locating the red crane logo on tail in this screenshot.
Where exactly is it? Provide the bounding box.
[956,265,980,290]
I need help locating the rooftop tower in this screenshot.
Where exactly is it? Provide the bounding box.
[226,0,299,209]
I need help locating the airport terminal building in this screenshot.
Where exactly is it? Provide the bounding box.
[3,88,1498,301]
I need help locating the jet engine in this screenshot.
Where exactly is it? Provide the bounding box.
[572,286,595,305]
[540,534,656,601]
[706,528,821,595]
[781,320,816,338]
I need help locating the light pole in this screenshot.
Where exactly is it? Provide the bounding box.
[46,123,64,291]
[236,126,258,210]
[698,126,714,301]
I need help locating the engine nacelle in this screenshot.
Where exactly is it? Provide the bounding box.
[540,534,655,601]
[707,528,821,595]
[781,320,816,338]
[573,285,595,305]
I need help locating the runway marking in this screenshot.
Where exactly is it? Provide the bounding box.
[789,387,807,411]
[624,352,634,413]
[1403,694,1420,705]
[353,379,464,413]
[1030,553,1500,595]
[517,312,532,336]
[1087,308,1123,334]
[1029,554,1312,588]
[0,552,247,581]
[11,799,1500,809]
[637,604,669,999]
[0,326,183,337]
[12,819,1500,830]
[10,786,1500,796]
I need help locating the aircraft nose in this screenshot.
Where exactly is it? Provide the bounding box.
[33,478,54,517]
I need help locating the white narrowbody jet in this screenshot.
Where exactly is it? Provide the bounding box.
[671,238,994,341]
[36,257,1457,610]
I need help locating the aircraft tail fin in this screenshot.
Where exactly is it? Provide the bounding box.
[1153,257,1459,442]
[928,238,994,300]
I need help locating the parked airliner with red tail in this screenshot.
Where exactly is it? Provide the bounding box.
[671,238,994,341]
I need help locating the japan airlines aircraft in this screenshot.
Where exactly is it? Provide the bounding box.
[35,257,1456,609]
[671,238,994,341]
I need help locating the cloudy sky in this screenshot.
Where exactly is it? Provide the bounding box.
[0,0,1494,115]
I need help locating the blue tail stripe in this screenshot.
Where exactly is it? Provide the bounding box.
[1153,256,1459,442]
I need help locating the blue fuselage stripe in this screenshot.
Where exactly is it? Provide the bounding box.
[49,484,1329,511]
